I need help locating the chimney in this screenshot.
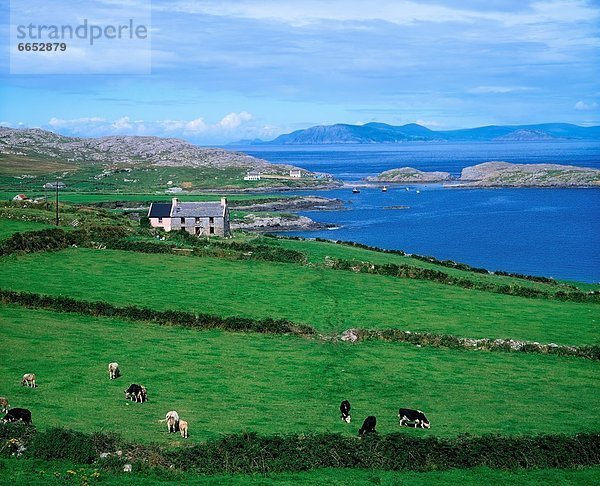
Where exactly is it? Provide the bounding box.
[221,197,227,207]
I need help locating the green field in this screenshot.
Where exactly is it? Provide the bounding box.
[1,305,598,444]
[1,460,599,485]
[0,219,54,239]
[0,248,597,345]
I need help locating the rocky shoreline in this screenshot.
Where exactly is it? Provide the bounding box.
[231,214,336,232]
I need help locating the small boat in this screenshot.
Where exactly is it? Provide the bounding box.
[416,190,421,194]
[381,186,388,192]
[352,187,361,194]
[405,187,410,191]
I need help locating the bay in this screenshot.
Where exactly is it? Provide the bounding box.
[232,141,600,283]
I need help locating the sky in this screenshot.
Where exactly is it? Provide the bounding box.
[1,0,599,144]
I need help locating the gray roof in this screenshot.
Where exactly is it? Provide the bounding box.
[148,203,172,218]
[171,202,225,218]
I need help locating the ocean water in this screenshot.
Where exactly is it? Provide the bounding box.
[233,141,600,283]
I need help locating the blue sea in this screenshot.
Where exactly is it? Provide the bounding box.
[232,141,600,283]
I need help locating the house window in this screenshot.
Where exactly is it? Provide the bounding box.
[195,217,201,223]
[158,217,163,223]
[180,217,185,224]
[210,227,215,234]
[209,217,214,224]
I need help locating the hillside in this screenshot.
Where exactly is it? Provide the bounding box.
[368,162,600,187]
[259,122,600,144]
[0,127,336,191]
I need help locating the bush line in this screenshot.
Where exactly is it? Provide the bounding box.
[0,288,597,359]
[325,258,599,303]
[344,329,600,361]
[0,289,315,337]
[267,234,580,288]
[1,425,599,473]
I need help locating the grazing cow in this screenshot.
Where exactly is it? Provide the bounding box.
[398,408,430,429]
[124,384,147,403]
[108,362,120,380]
[340,400,351,423]
[2,408,32,425]
[179,419,189,439]
[358,416,377,436]
[163,411,179,433]
[21,373,36,387]
[0,397,9,413]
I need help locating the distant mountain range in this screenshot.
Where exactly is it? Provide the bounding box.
[235,123,600,145]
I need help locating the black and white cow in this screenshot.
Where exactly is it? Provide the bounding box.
[358,415,376,436]
[340,400,351,423]
[124,384,147,403]
[398,408,430,429]
[2,408,32,425]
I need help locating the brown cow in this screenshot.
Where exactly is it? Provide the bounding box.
[0,397,9,413]
[21,373,36,387]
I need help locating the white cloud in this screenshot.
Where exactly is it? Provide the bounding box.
[43,112,258,142]
[415,119,441,128]
[469,86,534,94]
[574,101,598,111]
[111,116,133,130]
[217,111,252,130]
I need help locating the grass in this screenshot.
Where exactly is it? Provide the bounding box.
[0,248,597,345]
[0,219,54,239]
[1,305,599,444]
[264,236,596,293]
[1,459,599,485]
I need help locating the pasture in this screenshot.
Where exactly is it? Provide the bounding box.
[0,247,597,345]
[1,305,599,444]
[0,219,53,240]
[1,459,599,485]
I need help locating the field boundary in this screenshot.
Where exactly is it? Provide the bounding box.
[1,425,599,474]
[1,289,598,360]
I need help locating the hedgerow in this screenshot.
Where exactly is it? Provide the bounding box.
[0,289,316,337]
[0,288,597,359]
[1,425,598,473]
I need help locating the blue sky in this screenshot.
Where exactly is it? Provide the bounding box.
[1,0,599,144]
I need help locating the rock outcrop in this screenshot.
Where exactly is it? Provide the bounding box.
[366,167,452,183]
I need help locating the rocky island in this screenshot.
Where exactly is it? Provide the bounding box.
[368,162,600,188]
[457,162,600,187]
[366,167,452,183]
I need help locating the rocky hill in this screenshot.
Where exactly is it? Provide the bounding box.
[368,162,600,187]
[0,127,292,172]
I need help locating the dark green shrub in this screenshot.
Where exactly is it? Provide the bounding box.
[30,428,96,463]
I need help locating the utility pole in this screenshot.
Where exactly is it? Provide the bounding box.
[55,179,59,226]
[44,184,48,209]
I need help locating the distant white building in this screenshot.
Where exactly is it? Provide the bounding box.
[244,171,261,181]
[12,194,28,201]
[43,181,66,189]
[289,169,302,178]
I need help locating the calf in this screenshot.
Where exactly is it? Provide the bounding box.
[124,384,147,403]
[178,419,189,439]
[358,415,376,436]
[398,408,430,429]
[0,397,8,413]
[2,408,32,425]
[108,362,120,380]
[340,400,351,423]
[163,411,179,433]
[21,373,36,387]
